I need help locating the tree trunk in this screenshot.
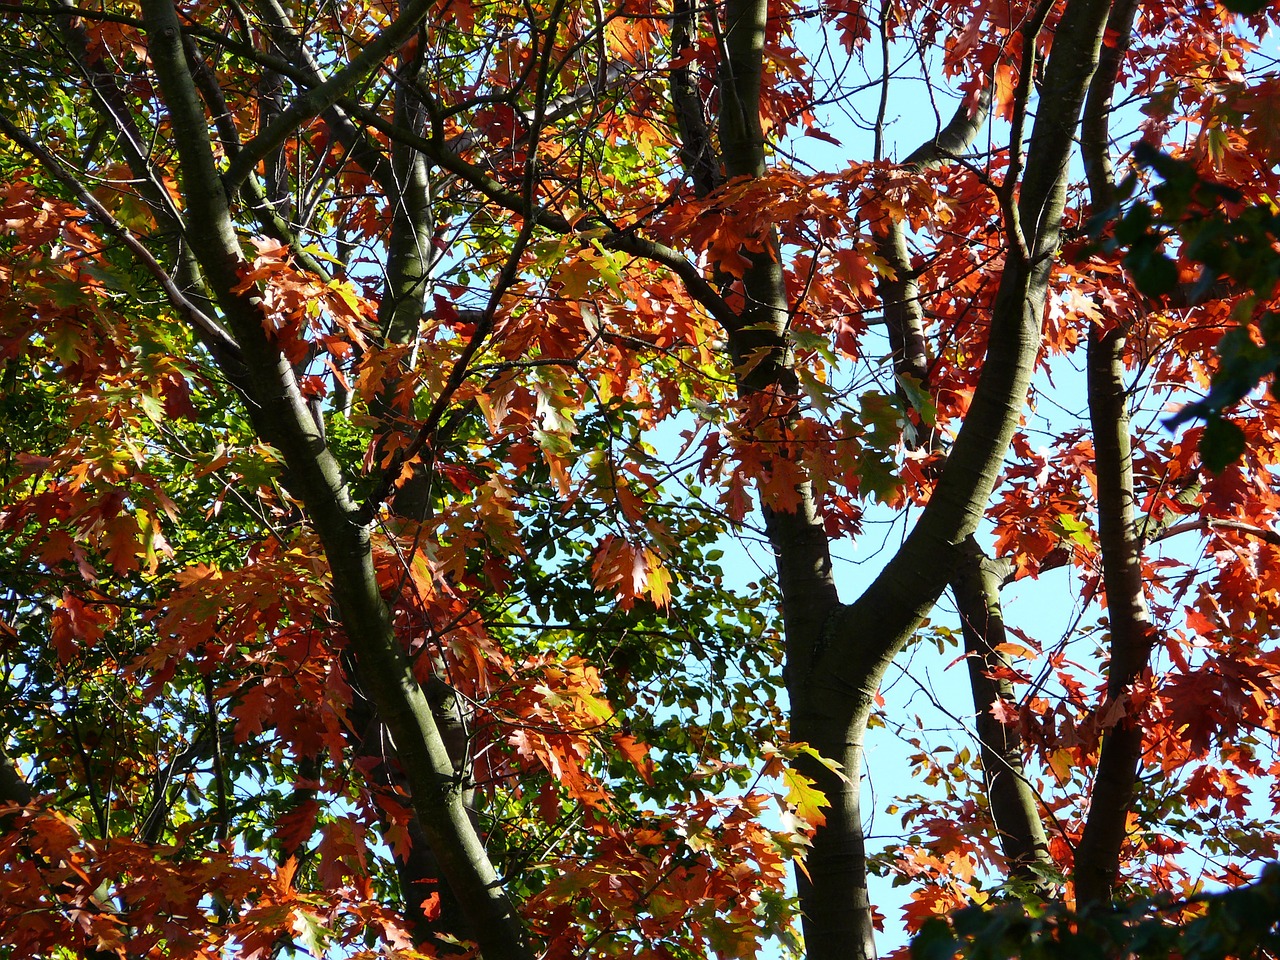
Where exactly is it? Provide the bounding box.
[793,731,875,960]
[777,0,1117,953]
[951,541,1054,892]
[138,3,531,956]
[1074,322,1155,907]
[1074,0,1152,907]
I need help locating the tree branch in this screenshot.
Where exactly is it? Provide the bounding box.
[670,0,719,197]
[222,0,440,191]
[252,0,398,193]
[0,110,246,372]
[951,537,1055,893]
[877,83,992,409]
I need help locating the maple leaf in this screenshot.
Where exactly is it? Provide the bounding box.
[781,768,829,830]
[988,698,1020,726]
[274,800,320,855]
[273,857,298,898]
[231,683,275,742]
[588,536,673,609]
[49,590,112,662]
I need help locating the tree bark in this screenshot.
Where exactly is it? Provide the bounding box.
[671,0,719,198]
[1074,321,1155,907]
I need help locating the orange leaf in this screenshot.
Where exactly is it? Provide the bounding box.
[612,732,655,786]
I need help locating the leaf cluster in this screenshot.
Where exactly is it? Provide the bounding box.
[1093,142,1280,470]
[912,864,1280,960]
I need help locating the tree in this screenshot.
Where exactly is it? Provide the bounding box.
[2,0,1280,957]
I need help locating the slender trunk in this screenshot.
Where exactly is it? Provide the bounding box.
[671,0,719,198]
[875,81,1056,903]
[359,73,482,942]
[378,84,435,349]
[377,69,438,526]
[1074,322,1154,907]
[1074,0,1151,908]
[716,5,856,949]
[348,673,476,949]
[716,0,839,661]
[951,540,1054,891]
[139,4,531,956]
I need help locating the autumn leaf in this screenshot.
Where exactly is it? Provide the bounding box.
[7,1,1280,957]
[781,767,830,830]
[611,732,656,786]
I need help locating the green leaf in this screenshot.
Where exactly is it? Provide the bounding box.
[790,328,837,364]
[1126,243,1179,296]
[911,918,958,960]
[293,910,331,957]
[897,374,938,426]
[1201,416,1246,472]
[796,366,833,415]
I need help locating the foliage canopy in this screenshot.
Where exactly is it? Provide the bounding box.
[3,0,1280,958]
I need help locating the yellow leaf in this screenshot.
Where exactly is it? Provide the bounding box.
[1047,748,1074,781]
[642,548,672,608]
[782,768,829,829]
